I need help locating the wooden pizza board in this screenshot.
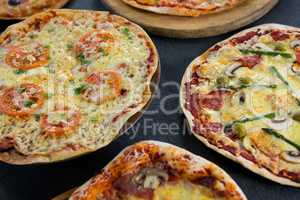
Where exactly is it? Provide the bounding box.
[101,0,279,38]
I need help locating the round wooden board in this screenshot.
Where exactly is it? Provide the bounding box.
[101,0,279,38]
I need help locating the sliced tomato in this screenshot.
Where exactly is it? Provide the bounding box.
[0,83,44,116]
[40,108,81,137]
[5,43,49,70]
[75,30,114,59]
[83,70,122,104]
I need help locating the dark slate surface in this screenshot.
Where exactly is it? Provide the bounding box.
[0,0,300,199]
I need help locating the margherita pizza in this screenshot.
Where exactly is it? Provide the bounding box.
[181,24,300,187]
[0,0,70,19]
[0,9,158,164]
[70,141,247,200]
[122,0,246,17]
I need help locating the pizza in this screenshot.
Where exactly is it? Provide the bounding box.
[0,0,70,19]
[0,9,158,164]
[122,0,246,17]
[181,24,300,187]
[69,141,247,200]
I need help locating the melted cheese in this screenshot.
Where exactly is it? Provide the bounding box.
[0,13,153,156]
[190,28,300,156]
[128,181,225,200]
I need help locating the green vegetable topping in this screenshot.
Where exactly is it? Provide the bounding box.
[67,43,74,51]
[233,123,247,138]
[270,66,300,106]
[274,44,285,51]
[44,93,53,99]
[43,44,50,49]
[77,53,91,65]
[35,114,41,121]
[292,113,300,122]
[74,84,88,95]
[14,69,26,75]
[224,84,277,91]
[270,66,289,86]
[239,77,252,86]
[216,76,229,87]
[224,113,275,133]
[239,49,292,58]
[47,27,55,33]
[16,87,26,94]
[262,128,300,151]
[121,27,132,40]
[23,100,34,108]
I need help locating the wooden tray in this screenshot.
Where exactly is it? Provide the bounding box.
[101,0,279,38]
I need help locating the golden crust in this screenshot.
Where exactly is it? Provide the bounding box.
[122,0,247,17]
[0,0,70,20]
[180,24,300,187]
[69,141,247,200]
[0,9,159,165]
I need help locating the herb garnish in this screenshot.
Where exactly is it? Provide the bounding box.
[77,53,91,65]
[74,84,88,95]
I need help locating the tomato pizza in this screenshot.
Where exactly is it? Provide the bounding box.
[0,0,70,19]
[122,0,246,17]
[0,9,158,164]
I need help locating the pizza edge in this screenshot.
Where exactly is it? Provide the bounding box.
[180,23,300,187]
[122,0,247,17]
[69,140,247,200]
[0,0,70,20]
[0,9,159,165]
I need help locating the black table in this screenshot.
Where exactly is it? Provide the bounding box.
[0,0,300,199]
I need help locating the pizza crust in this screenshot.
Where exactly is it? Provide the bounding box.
[122,0,247,17]
[0,9,159,165]
[0,0,70,20]
[180,23,300,187]
[69,140,247,200]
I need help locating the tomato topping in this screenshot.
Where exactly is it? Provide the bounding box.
[75,30,114,59]
[40,108,81,136]
[237,55,262,69]
[82,70,122,104]
[230,31,257,45]
[295,51,300,64]
[270,30,289,41]
[5,43,49,70]
[0,83,44,116]
[199,90,231,111]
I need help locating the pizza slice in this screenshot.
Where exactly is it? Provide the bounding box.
[181,24,300,187]
[69,141,247,200]
[0,0,70,19]
[122,0,246,17]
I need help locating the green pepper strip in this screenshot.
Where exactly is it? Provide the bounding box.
[262,128,300,151]
[239,49,292,58]
[270,66,300,106]
[224,113,275,132]
[224,84,277,91]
